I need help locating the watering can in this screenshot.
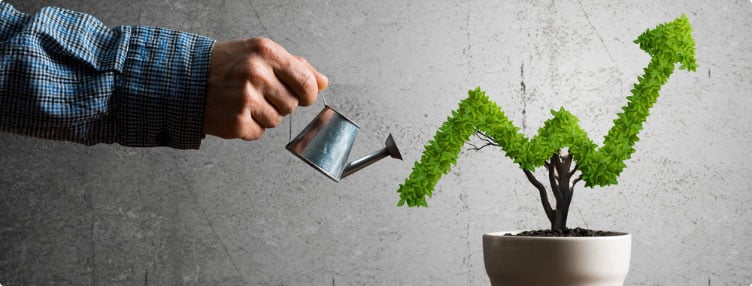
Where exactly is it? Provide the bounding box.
[286,105,402,182]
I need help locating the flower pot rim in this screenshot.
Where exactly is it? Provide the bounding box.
[484,230,631,240]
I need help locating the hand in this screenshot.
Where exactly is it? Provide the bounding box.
[203,37,328,140]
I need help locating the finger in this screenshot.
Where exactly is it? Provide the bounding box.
[240,116,265,141]
[249,92,283,129]
[243,61,287,127]
[273,54,319,106]
[263,80,299,116]
[296,56,328,91]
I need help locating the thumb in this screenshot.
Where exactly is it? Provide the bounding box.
[314,70,329,91]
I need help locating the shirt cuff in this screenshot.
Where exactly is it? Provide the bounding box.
[115,25,215,149]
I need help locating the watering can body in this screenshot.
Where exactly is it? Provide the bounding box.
[286,106,401,182]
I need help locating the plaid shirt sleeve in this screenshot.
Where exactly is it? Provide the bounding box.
[0,3,215,149]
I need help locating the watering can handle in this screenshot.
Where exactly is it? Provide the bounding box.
[320,92,328,106]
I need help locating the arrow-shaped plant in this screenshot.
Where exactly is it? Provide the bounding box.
[397,15,697,232]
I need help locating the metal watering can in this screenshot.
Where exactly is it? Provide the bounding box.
[286,105,402,182]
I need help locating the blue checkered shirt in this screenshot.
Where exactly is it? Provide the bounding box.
[0,3,215,149]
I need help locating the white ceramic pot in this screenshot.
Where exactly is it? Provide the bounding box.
[483,231,632,286]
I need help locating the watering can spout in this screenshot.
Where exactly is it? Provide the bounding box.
[341,134,402,179]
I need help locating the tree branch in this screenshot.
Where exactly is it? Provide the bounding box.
[572,173,583,188]
[523,169,554,222]
[548,155,563,203]
[568,164,579,178]
[468,131,499,151]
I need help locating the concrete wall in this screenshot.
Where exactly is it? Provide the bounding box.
[2,0,750,285]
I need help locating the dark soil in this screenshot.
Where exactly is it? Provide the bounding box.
[506,227,624,237]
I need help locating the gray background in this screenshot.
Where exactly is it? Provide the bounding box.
[1,0,750,285]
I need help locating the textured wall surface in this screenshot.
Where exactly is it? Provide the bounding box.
[1,0,751,285]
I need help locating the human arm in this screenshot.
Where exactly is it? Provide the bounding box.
[0,3,327,148]
[0,3,214,148]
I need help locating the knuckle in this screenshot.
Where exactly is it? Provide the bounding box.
[269,114,283,128]
[280,99,298,115]
[244,127,264,140]
[233,57,261,82]
[235,114,264,140]
[247,66,272,87]
[249,37,278,58]
[236,58,256,78]
[238,85,255,107]
[297,56,310,65]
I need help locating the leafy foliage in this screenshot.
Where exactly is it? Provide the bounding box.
[397,15,697,207]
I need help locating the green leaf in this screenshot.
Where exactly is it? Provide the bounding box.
[396,15,697,207]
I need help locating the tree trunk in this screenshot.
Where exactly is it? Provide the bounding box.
[523,150,581,232]
[550,152,578,231]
